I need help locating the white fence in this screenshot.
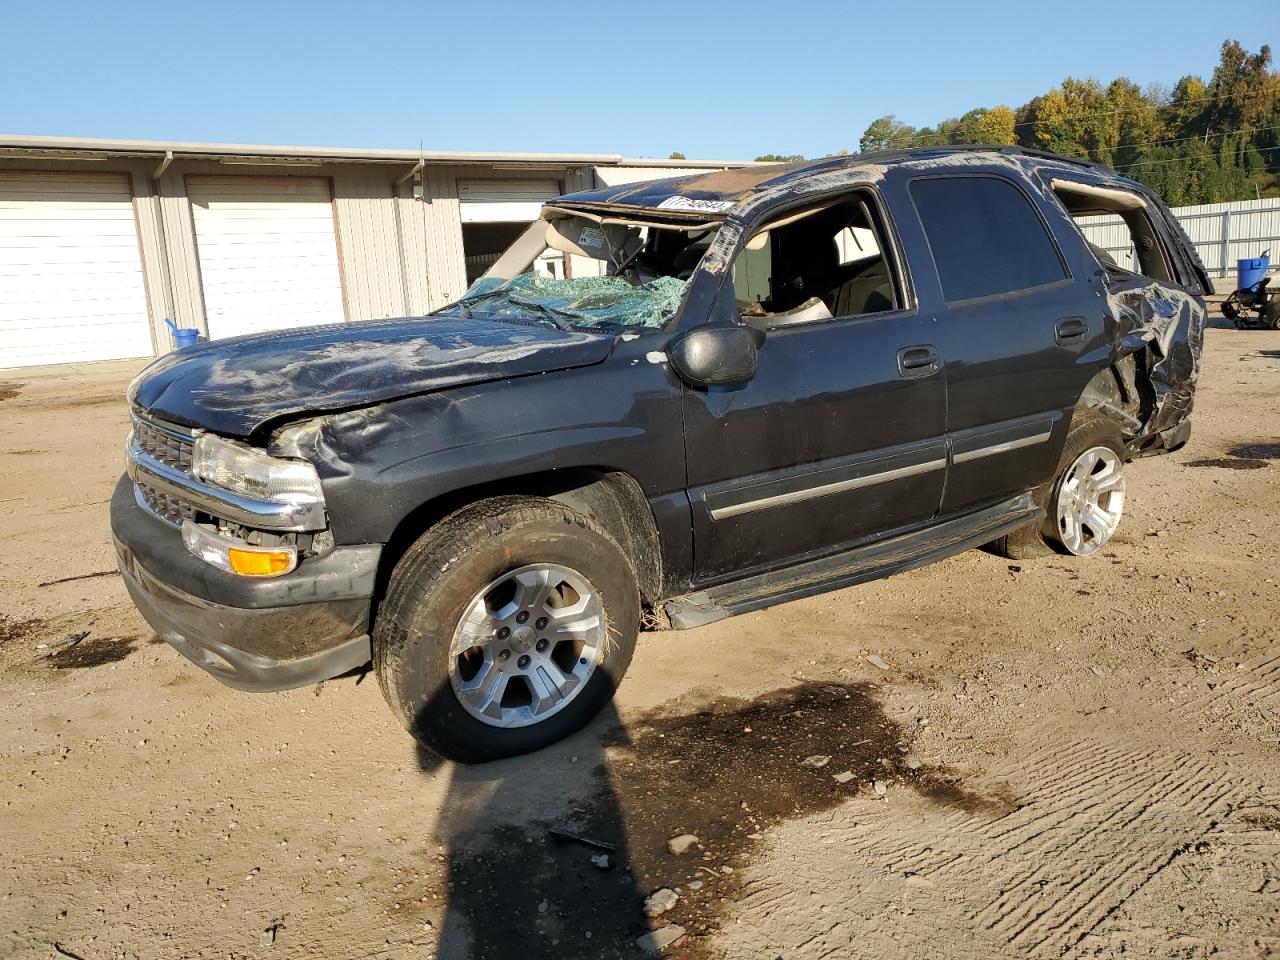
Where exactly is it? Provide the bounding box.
[1077,196,1280,282]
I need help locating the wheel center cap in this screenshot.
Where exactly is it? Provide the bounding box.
[510,625,536,653]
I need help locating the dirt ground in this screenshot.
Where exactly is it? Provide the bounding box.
[1,314,1278,960]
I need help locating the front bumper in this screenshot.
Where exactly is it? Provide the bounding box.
[111,475,379,691]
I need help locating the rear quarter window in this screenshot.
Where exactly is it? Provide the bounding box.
[910,176,1067,302]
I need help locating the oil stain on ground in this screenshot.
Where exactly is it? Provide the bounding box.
[1186,440,1280,470]
[1228,442,1280,460]
[0,616,42,648]
[46,635,140,669]
[1186,457,1269,469]
[431,682,1010,959]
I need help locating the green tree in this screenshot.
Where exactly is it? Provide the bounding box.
[859,115,916,152]
[911,126,949,147]
[753,153,805,162]
[1205,40,1275,130]
[959,106,1017,145]
[857,39,1280,202]
[668,151,686,160]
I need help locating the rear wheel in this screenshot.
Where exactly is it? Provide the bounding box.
[990,409,1126,559]
[373,496,639,763]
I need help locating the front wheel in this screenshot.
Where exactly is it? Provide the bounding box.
[990,409,1126,559]
[373,496,639,763]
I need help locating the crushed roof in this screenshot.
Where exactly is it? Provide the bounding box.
[560,146,1132,213]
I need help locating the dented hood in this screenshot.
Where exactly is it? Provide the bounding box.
[129,315,614,437]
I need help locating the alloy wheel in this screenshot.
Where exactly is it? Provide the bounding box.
[449,563,606,728]
[1054,445,1125,556]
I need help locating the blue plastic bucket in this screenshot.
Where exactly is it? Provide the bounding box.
[1237,253,1270,291]
[172,328,200,350]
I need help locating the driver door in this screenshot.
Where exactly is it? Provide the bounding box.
[680,190,948,585]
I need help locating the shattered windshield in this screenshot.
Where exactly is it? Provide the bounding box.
[451,272,688,331]
[439,212,723,332]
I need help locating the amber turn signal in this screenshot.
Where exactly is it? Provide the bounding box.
[182,520,298,578]
[228,547,295,577]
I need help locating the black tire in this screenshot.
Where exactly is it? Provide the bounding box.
[989,408,1125,560]
[1221,296,1240,321]
[373,496,640,763]
[1266,299,1280,331]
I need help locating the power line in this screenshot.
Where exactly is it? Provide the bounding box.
[1114,143,1280,171]
[1113,122,1280,152]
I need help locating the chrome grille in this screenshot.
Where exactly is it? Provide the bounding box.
[132,415,194,472]
[136,480,196,526]
[130,413,197,526]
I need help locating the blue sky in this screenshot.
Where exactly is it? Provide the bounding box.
[2,1,1270,160]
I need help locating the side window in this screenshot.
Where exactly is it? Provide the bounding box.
[910,176,1067,302]
[1052,182,1176,283]
[730,192,900,325]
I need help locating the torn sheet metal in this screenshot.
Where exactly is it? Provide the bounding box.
[560,163,807,211]
[1105,282,1205,444]
[455,272,688,331]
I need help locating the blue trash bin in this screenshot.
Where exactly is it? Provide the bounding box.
[1237,252,1270,291]
[164,317,201,350]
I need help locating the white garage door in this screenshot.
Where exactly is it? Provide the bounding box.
[0,172,153,369]
[458,179,562,223]
[188,176,346,340]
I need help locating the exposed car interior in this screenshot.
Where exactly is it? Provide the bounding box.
[728,194,900,327]
[474,194,900,332]
[1052,180,1174,283]
[485,209,720,285]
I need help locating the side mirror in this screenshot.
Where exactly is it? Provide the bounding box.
[667,324,764,388]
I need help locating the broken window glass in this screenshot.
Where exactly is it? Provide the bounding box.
[451,271,688,332]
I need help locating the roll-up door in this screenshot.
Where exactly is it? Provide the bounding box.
[188,176,346,340]
[457,179,561,224]
[0,172,152,368]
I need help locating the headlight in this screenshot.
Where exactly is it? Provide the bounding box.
[191,434,323,504]
[182,520,297,577]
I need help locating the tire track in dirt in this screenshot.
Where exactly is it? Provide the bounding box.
[1172,650,1280,723]
[717,736,1250,959]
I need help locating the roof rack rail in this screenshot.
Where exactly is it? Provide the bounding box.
[852,143,1116,174]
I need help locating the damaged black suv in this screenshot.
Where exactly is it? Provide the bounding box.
[112,146,1206,761]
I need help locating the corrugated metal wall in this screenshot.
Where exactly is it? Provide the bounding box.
[1078,197,1280,280]
[332,167,411,320]
[0,155,727,364]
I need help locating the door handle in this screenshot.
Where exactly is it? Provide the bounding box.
[897,344,940,379]
[1055,316,1089,344]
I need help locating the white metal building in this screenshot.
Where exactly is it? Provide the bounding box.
[1077,196,1280,282]
[0,135,740,369]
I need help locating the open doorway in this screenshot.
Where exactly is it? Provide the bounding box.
[462,222,529,284]
[459,178,566,285]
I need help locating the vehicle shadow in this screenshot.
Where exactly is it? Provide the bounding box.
[420,694,650,959]
[415,676,1008,959]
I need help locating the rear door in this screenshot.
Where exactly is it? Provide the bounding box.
[904,173,1104,514]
